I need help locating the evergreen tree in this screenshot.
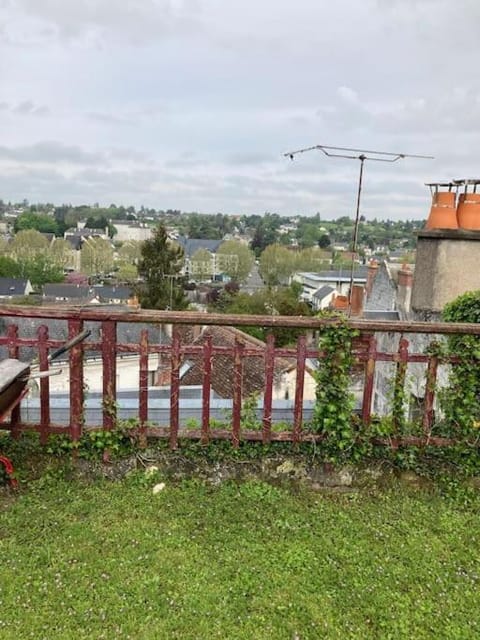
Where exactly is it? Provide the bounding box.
[137,224,188,310]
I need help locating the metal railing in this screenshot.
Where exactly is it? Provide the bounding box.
[0,305,479,448]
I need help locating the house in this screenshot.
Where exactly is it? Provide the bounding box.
[43,283,94,304]
[311,285,336,311]
[64,227,108,247]
[175,236,224,280]
[292,267,368,305]
[176,325,316,401]
[364,260,414,318]
[110,221,152,243]
[364,215,480,420]
[91,285,135,305]
[0,278,33,298]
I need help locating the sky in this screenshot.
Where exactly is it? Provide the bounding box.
[1,0,480,220]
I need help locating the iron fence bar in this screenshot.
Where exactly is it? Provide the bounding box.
[393,337,409,431]
[169,326,181,449]
[262,333,275,443]
[138,329,149,445]
[201,335,212,444]
[37,325,50,445]
[361,335,377,425]
[232,339,244,448]
[68,318,85,442]
[293,335,307,443]
[423,354,439,436]
[102,320,117,431]
[6,324,20,438]
[1,305,480,336]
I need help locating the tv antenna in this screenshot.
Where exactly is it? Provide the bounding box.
[283,144,434,315]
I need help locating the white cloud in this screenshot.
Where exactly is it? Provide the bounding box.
[1,0,480,218]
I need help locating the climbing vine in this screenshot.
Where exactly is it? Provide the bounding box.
[311,312,363,461]
[440,291,480,438]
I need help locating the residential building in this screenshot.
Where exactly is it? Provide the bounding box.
[0,278,33,298]
[111,221,153,243]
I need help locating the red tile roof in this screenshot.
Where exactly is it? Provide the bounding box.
[179,325,297,399]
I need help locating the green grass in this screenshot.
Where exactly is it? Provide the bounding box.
[1,474,480,639]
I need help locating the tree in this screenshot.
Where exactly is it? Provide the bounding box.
[295,222,322,248]
[14,211,58,235]
[137,224,188,310]
[318,234,331,249]
[216,240,254,283]
[210,284,312,346]
[116,263,138,283]
[259,244,296,286]
[9,230,49,260]
[295,247,330,273]
[51,238,74,269]
[16,254,64,287]
[250,216,280,256]
[0,255,21,278]
[80,237,114,276]
[118,240,142,265]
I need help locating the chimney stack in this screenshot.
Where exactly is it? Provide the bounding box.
[365,259,379,298]
[349,284,364,317]
[397,264,413,314]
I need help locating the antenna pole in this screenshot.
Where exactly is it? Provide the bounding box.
[283,144,433,315]
[348,155,366,307]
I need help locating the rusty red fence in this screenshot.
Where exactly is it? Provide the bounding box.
[0,305,479,449]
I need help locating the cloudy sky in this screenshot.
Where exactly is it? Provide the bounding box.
[1,0,480,219]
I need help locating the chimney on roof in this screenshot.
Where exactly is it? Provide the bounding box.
[331,294,349,311]
[365,259,379,298]
[412,228,480,313]
[397,264,413,314]
[349,284,364,317]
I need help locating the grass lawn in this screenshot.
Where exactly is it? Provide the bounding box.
[1,473,480,639]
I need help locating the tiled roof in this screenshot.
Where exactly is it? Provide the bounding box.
[0,278,30,296]
[179,326,296,398]
[92,285,133,301]
[43,284,92,299]
[176,236,223,258]
[312,285,335,300]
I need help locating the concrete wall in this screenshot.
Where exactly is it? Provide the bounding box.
[412,230,480,312]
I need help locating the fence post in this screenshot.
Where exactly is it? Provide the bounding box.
[362,335,377,425]
[262,333,275,444]
[102,320,117,431]
[6,324,20,439]
[68,319,85,442]
[201,335,212,445]
[169,326,180,450]
[138,329,149,447]
[393,336,409,431]
[37,325,50,445]
[423,353,439,436]
[293,334,307,443]
[232,339,244,448]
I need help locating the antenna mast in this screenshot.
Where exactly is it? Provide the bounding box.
[283,144,434,314]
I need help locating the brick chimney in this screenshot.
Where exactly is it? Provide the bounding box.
[397,264,413,315]
[365,259,379,298]
[331,294,349,311]
[350,284,364,317]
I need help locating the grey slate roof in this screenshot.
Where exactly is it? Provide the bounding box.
[43,284,92,299]
[65,236,82,250]
[92,285,133,301]
[176,236,223,258]
[315,267,368,281]
[0,278,30,296]
[363,310,401,321]
[312,285,335,301]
